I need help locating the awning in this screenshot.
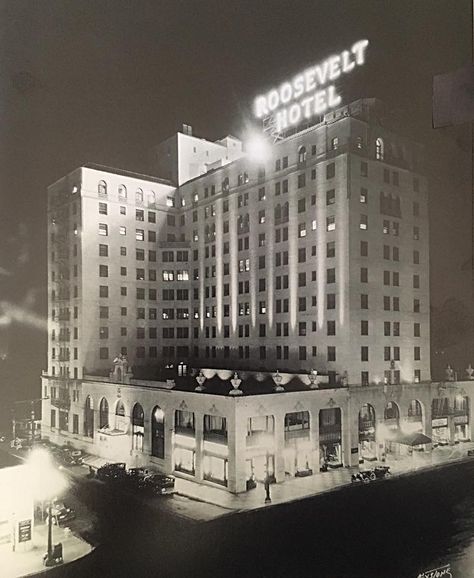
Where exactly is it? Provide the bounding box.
[82,455,110,470]
[388,431,432,446]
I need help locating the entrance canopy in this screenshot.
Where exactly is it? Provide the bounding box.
[388,431,432,446]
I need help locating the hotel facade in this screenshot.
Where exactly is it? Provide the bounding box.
[41,98,473,493]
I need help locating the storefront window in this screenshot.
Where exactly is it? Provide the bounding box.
[319,408,342,467]
[151,406,165,459]
[99,397,109,429]
[359,404,376,461]
[175,410,195,435]
[132,403,144,451]
[83,396,94,438]
[203,415,227,442]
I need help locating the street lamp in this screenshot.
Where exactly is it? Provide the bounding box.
[27,448,67,566]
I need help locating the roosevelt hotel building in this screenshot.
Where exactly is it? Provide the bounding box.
[46,98,429,394]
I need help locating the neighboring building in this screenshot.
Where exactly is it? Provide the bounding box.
[42,98,435,493]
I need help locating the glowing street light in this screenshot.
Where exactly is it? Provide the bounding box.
[27,449,67,566]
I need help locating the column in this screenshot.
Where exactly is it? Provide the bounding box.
[274,411,286,483]
[227,406,247,493]
[343,402,359,467]
[194,412,204,481]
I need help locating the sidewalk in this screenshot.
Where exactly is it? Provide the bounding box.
[173,441,474,518]
[2,521,92,578]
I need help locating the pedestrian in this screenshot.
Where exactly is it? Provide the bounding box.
[264,474,271,503]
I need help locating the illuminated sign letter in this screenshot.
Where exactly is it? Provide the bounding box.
[252,39,369,134]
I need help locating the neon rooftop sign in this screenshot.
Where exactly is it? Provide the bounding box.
[253,39,369,133]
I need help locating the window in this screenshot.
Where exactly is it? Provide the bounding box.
[98,223,108,236]
[414,347,421,361]
[99,202,108,215]
[326,189,335,205]
[326,163,335,179]
[298,173,306,188]
[118,184,127,200]
[99,285,108,298]
[414,323,420,337]
[413,250,420,264]
[136,209,144,221]
[392,172,399,186]
[360,267,368,283]
[361,294,368,309]
[99,244,108,257]
[298,223,306,238]
[136,188,144,204]
[327,320,336,335]
[361,346,369,362]
[330,137,339,150]
[413,226,420,240]
[258,187,266,201]
[413,274,420,289]
[120,226,126,236]
[99,265,108,278]
[327,293,336,309]
[383,270,390,285]
[360,162,368,177]
[98,180,107,196]
[360,188,368,204]
[298,146,307,164]
[414,299,420,313]
[327,268,336,284]
[298,198,306,213]
[361,320,369,335]
[136,229,144,241]
[359,214,368,230]
[327,241,335,258]
[375,137,384,160]
[327,346,336,362]
[326,216,335,232]
[360,241,368,257]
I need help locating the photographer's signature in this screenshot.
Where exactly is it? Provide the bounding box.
[417,563,452,578]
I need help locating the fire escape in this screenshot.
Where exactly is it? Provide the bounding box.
[50,208,72,427]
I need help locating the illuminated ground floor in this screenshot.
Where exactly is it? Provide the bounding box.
[41,370,474,494]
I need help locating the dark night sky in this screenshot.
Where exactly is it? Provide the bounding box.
[0,0,472,409]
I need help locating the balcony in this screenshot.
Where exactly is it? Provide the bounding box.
[51,395,71,411]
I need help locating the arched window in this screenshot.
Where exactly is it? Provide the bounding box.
[147,191,156,207]
[132,403,144,451]
[151,406,165,459]
[298,146,307,164]
[84,396,94,438]
[375,138,384,161]
[384,401,399,422]
[135,188,144,204]
[115,400,127,431]
[118,185,127,200]
[99,397,109,429]
[98,180,107,196]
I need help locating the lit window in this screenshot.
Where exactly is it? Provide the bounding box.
[98,223,108,236]
[360,188,368,204]
[298,146,307,164]
[326,216,335,232]
[311,220,317,231]
[98,180,107,196]
[120,226,126,236]
[359,214,368,230]
[375,137,384,160]
[136,229,144,241]
[331,137,339,150]
[136,188,144,204]
[298,223,306,238]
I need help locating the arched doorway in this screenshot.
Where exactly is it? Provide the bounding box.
[319,408,342,469]
[407,400,423,433]
[359,404,376,462]
[384,401,400,456]
[132,403,144,451]
[151,406,165,459]
[84,396,94,438]
[431,397,450,445]
[99,397,109,429]
[115,400,127,432]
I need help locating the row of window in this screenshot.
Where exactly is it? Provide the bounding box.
[96,181,175,207]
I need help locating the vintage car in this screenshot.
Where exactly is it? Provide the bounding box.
[137,473,176,496]
[96,462,128,482]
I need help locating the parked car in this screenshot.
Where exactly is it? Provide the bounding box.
[351,466,391,484]
[96,462,128,482]
[46,502,76,527]
[59,448,84,466]
[123,467,151,489]
[138,473,175,495]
